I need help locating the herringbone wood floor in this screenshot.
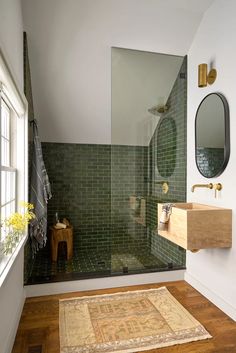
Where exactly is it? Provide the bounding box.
[12,280,236,353]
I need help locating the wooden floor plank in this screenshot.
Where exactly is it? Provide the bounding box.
[12,280,236,353]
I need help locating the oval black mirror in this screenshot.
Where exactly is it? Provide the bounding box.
[195,93,230,178]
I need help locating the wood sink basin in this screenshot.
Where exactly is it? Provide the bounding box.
[157,203,232,251]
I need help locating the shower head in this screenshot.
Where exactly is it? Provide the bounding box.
[148,104,169,116]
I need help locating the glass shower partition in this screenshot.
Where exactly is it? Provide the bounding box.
[111,48,187,276]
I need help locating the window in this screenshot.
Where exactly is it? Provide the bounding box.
[0,52,27,283]
[1,100,17,243]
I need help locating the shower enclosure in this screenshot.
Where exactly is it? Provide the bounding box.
[25,49,187,285]
[110,48,187,276]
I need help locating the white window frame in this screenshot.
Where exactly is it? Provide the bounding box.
[1,99,17,244]
[0,50,28,287]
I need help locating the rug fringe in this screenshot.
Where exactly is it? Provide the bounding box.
[59,286,167,302]
[103,334,212,353]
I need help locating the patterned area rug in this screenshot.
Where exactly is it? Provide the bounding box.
[59,287,211,353]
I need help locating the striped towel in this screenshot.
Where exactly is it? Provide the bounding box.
[29,119,52,256]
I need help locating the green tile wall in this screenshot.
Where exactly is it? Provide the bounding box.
[147,56,187,266]
[42,143,112,252]
[24,236,34,283]
[197,147,224,177]
[156,117,177,178]
[40,143,148,254]
[111,145,148,251]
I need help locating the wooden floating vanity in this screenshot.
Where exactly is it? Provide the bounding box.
[157,203,232,251]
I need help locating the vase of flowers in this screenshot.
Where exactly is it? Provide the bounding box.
[1,201,35,255]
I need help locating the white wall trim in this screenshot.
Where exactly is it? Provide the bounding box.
[185,272,236,321]
[3,290,25,353]
[25,269,185,297]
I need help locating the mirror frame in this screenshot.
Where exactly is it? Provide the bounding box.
[195,92,230,178]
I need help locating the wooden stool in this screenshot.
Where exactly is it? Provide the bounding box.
[50,226,73,262]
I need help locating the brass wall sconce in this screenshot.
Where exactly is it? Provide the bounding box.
[198,63,217,87]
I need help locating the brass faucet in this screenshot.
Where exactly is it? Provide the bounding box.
[154,181,169,194]
[213,183,223,198]
[191,183,213,192]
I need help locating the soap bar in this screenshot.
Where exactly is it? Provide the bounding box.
[54,222,67,229]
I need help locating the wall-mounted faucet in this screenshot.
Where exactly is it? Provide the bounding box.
[191,182,223,197]
[191,183,213,192]
[213,183,222,198]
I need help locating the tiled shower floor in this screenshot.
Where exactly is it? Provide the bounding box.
[25,243,169,285]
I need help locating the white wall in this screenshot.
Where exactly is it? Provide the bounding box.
[22,0,214,144]
[186,0,236,320]
[112,48,183,146]
[0,0,23,90]
[0,1,26,352]
[0,250,25,353]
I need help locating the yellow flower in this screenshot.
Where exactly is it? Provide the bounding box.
[19,201,34,211]
[5,213,27,231]
[1,201,35,254]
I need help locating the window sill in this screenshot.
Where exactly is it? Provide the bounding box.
[0,234,27,288]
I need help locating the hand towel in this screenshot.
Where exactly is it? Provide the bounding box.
[158,203,173,231]
[29,119,52,256]
[129,196,137,210]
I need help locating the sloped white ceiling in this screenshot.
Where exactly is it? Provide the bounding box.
[112,48,183,146]
[22,0,215,145]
